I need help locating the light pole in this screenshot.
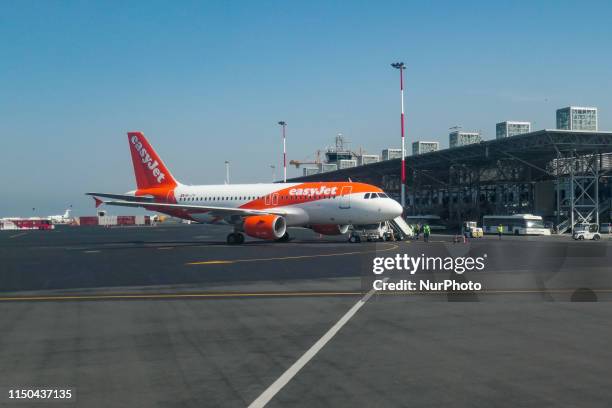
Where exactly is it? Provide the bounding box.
[391,62,406,209]
[224,160,230,184]
[278,121,287,183]
[270,165,276,182]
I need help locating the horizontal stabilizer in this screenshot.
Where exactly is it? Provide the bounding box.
[86,192,155,202]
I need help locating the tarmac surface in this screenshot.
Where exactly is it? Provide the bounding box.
[1,224,611,407]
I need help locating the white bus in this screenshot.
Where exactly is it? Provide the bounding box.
[482,214,551,236]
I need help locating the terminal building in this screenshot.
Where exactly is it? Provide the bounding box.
[291,107,612,233]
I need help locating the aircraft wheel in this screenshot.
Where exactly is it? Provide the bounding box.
[349,235,361,243]
[276,232,290,242]
[593,235,600,241]
[227,233,244,245]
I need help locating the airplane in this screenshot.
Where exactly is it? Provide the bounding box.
[48,208,72,224]
[87,132,403,244]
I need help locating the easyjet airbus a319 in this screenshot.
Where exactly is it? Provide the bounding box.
[88,132,403,244]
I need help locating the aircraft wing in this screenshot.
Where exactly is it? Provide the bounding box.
[99,199,287,217]
[86,192,155,202]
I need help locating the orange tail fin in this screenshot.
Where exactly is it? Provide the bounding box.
[127,132,178,190]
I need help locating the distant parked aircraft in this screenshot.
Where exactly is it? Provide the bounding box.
[48,208,72,224]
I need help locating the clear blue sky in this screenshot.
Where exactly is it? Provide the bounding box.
[1,0,611,215]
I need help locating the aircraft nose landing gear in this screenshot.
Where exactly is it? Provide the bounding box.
[227,232,245,245]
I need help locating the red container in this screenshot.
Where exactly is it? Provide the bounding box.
[78,216,99,226]
[117,216,136,225]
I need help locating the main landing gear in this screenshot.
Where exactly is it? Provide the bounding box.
[275,232,290,242]
[226,232,245,245]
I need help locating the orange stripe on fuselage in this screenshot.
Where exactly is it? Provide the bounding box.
[240,182,381,211]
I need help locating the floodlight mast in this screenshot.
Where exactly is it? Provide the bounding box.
[391,62,406,209]
[278,121,287,182]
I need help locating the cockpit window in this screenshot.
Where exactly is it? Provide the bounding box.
[364,193,371,199]
[379,193,389,198]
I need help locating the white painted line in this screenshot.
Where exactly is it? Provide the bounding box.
[248,278,388,408]
[83,250,101,253]
[9,232,27,239]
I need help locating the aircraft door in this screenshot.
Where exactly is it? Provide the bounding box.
[339,186,352,209]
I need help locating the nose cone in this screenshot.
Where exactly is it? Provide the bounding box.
[387,199,403,218]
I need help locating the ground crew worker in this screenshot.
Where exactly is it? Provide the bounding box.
[415,223,421,240]
[497,224,503,240]
[423,224,431,242]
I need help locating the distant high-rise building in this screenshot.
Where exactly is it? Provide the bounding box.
[338,159,357,169]
[382,148,403,160]
[358,154,380,166]
[556,106,598,131]
[496,121,531,139]
[303,167,320,176]
[449,131,481,148]
[320,163,338,173]
[412,141,439,155]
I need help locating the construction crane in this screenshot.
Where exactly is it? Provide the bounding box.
[290,150,322,168]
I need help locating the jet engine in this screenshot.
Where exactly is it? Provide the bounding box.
[311,224,350,235]
[243,215,287,240]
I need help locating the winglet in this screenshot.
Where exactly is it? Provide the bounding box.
[93,197,104,208]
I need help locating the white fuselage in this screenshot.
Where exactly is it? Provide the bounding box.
[170,183,402,226]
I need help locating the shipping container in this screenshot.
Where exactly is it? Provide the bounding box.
[117,216,136,226]
[78,216,99,226]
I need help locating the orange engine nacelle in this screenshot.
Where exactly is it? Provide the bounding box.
[311,224,350,236]
[243,215,287,240]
